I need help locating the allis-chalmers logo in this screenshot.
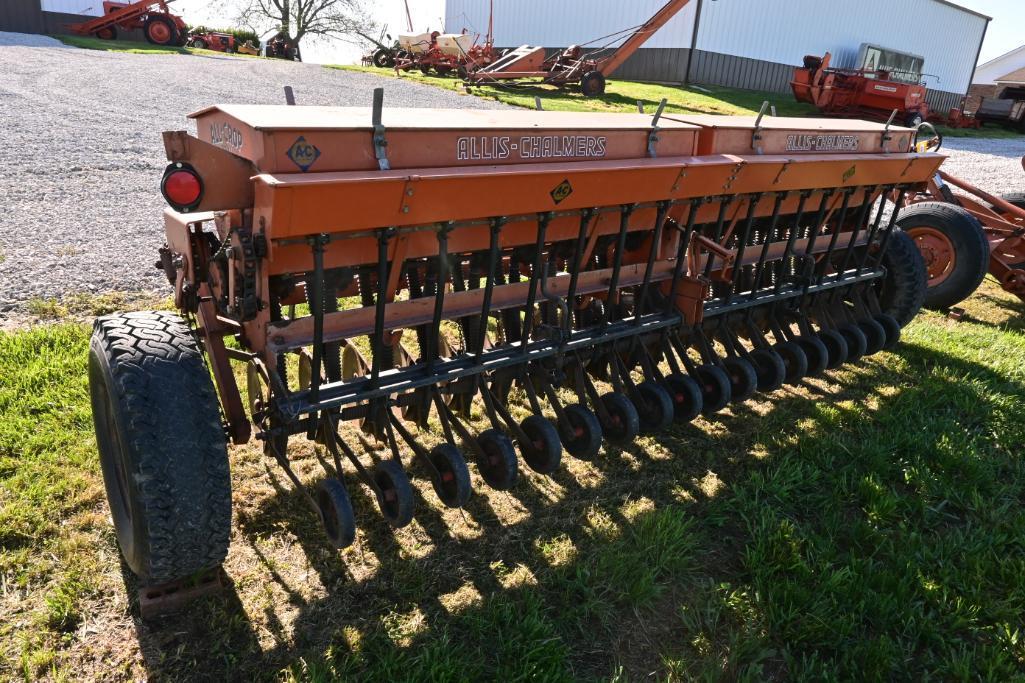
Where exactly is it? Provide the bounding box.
[287,136,321,172]
[785,134,860,153]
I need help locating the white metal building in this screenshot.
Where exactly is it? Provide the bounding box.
[444,0,989,111]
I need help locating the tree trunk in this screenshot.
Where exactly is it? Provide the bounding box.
[280,0,291,37]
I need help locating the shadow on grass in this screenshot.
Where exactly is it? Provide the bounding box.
[129,338,1025,681]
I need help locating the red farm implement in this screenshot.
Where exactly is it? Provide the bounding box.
[87,86,943,611]
[187,30,236,53]
[792,52,931,128]
[68,0,187,46]
[464,0,693,97]
[894,133,1025,309]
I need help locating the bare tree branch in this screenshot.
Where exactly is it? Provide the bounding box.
[215,0,375,50]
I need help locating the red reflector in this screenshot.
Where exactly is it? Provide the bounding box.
[164,170,202,207]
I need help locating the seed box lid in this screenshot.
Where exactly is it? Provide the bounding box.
[666,114,915,155]
[188,105,702,173]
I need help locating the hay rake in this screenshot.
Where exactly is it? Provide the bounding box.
[89,91,938,592]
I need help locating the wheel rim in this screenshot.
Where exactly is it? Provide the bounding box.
[907,226,956,286]
[148,22,172,43]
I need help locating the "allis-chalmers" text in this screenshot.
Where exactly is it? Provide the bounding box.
[456,135,608,161]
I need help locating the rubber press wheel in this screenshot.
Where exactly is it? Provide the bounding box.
[896,202,987,311]
[476,429,519,490]
[838,323,868,364]
[663,373,703,423]
[559,404,603,460]
[818,329,849,369]
[519,415,562,474]
[428,444,472,508]
[875,313,902,350]
[858,318,888,356]
[773,341,809,385]
[749,348,786,392]
[632,381,674,434]
[599,392,640,443]
[89,311,231,585]
[694,364,731,415]
[374,460,415,528]
[316,479,357,549]
[144,15,179,46]
[796,334,829,377]
[722,357,757,404]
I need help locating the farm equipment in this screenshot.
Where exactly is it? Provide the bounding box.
[89,92,940,596]
[266,31,301,61]
[895,130,1025,308]
[391,30,497,76]
[187,30,236,53]
[68,0,187,46]
[975,89,1025,131]
[792,52,930,127]
[464,0,693,96]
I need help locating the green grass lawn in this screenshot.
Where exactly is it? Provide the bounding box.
[1,279,1024,680]
[53,34,261,58]
[331,65,1022,140]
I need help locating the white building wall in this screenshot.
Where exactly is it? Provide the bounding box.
[695,0,987,93]
[445,0,987,94]
[444,0,697,49]
[40,0,102,16]
[974,46,1025,85]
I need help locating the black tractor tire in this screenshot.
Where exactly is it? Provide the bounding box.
[89,311,231,586]
[191,38,208,49]
[994,192,1025,214]
[372,48,395,68]
[876,229,929,327]
[143,14,178,46]
[896,202,989,311]
[905,112,924,128]
[580,70,606,98]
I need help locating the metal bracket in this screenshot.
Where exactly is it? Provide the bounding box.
[284,85,296,105]
[647,97,667,158]
[751,100,769,155]
[881,109,897,154]
[371,87,390,171]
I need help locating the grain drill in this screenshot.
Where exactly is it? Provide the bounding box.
[89,92,937,594]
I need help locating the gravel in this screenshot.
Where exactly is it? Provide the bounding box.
[0,32,506,314]
[935,137,1025,198]
[1,32,1023,316]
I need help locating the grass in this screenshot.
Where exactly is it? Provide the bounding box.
[53,34,261,58]
[24,292,170,321]
[330,65,814,117]
[331,65,1023,140]
[1,278,1024,680]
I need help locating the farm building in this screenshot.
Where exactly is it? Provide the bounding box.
[444,0,989,112]
[968,44,1025,107]
[0,0,120,36]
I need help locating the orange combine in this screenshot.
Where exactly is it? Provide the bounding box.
[89,90,942,603]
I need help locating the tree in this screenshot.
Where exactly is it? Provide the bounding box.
[222,0,376,54]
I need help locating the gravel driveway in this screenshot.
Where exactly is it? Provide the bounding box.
[1,33,1023,316]
[0,33,505,314]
